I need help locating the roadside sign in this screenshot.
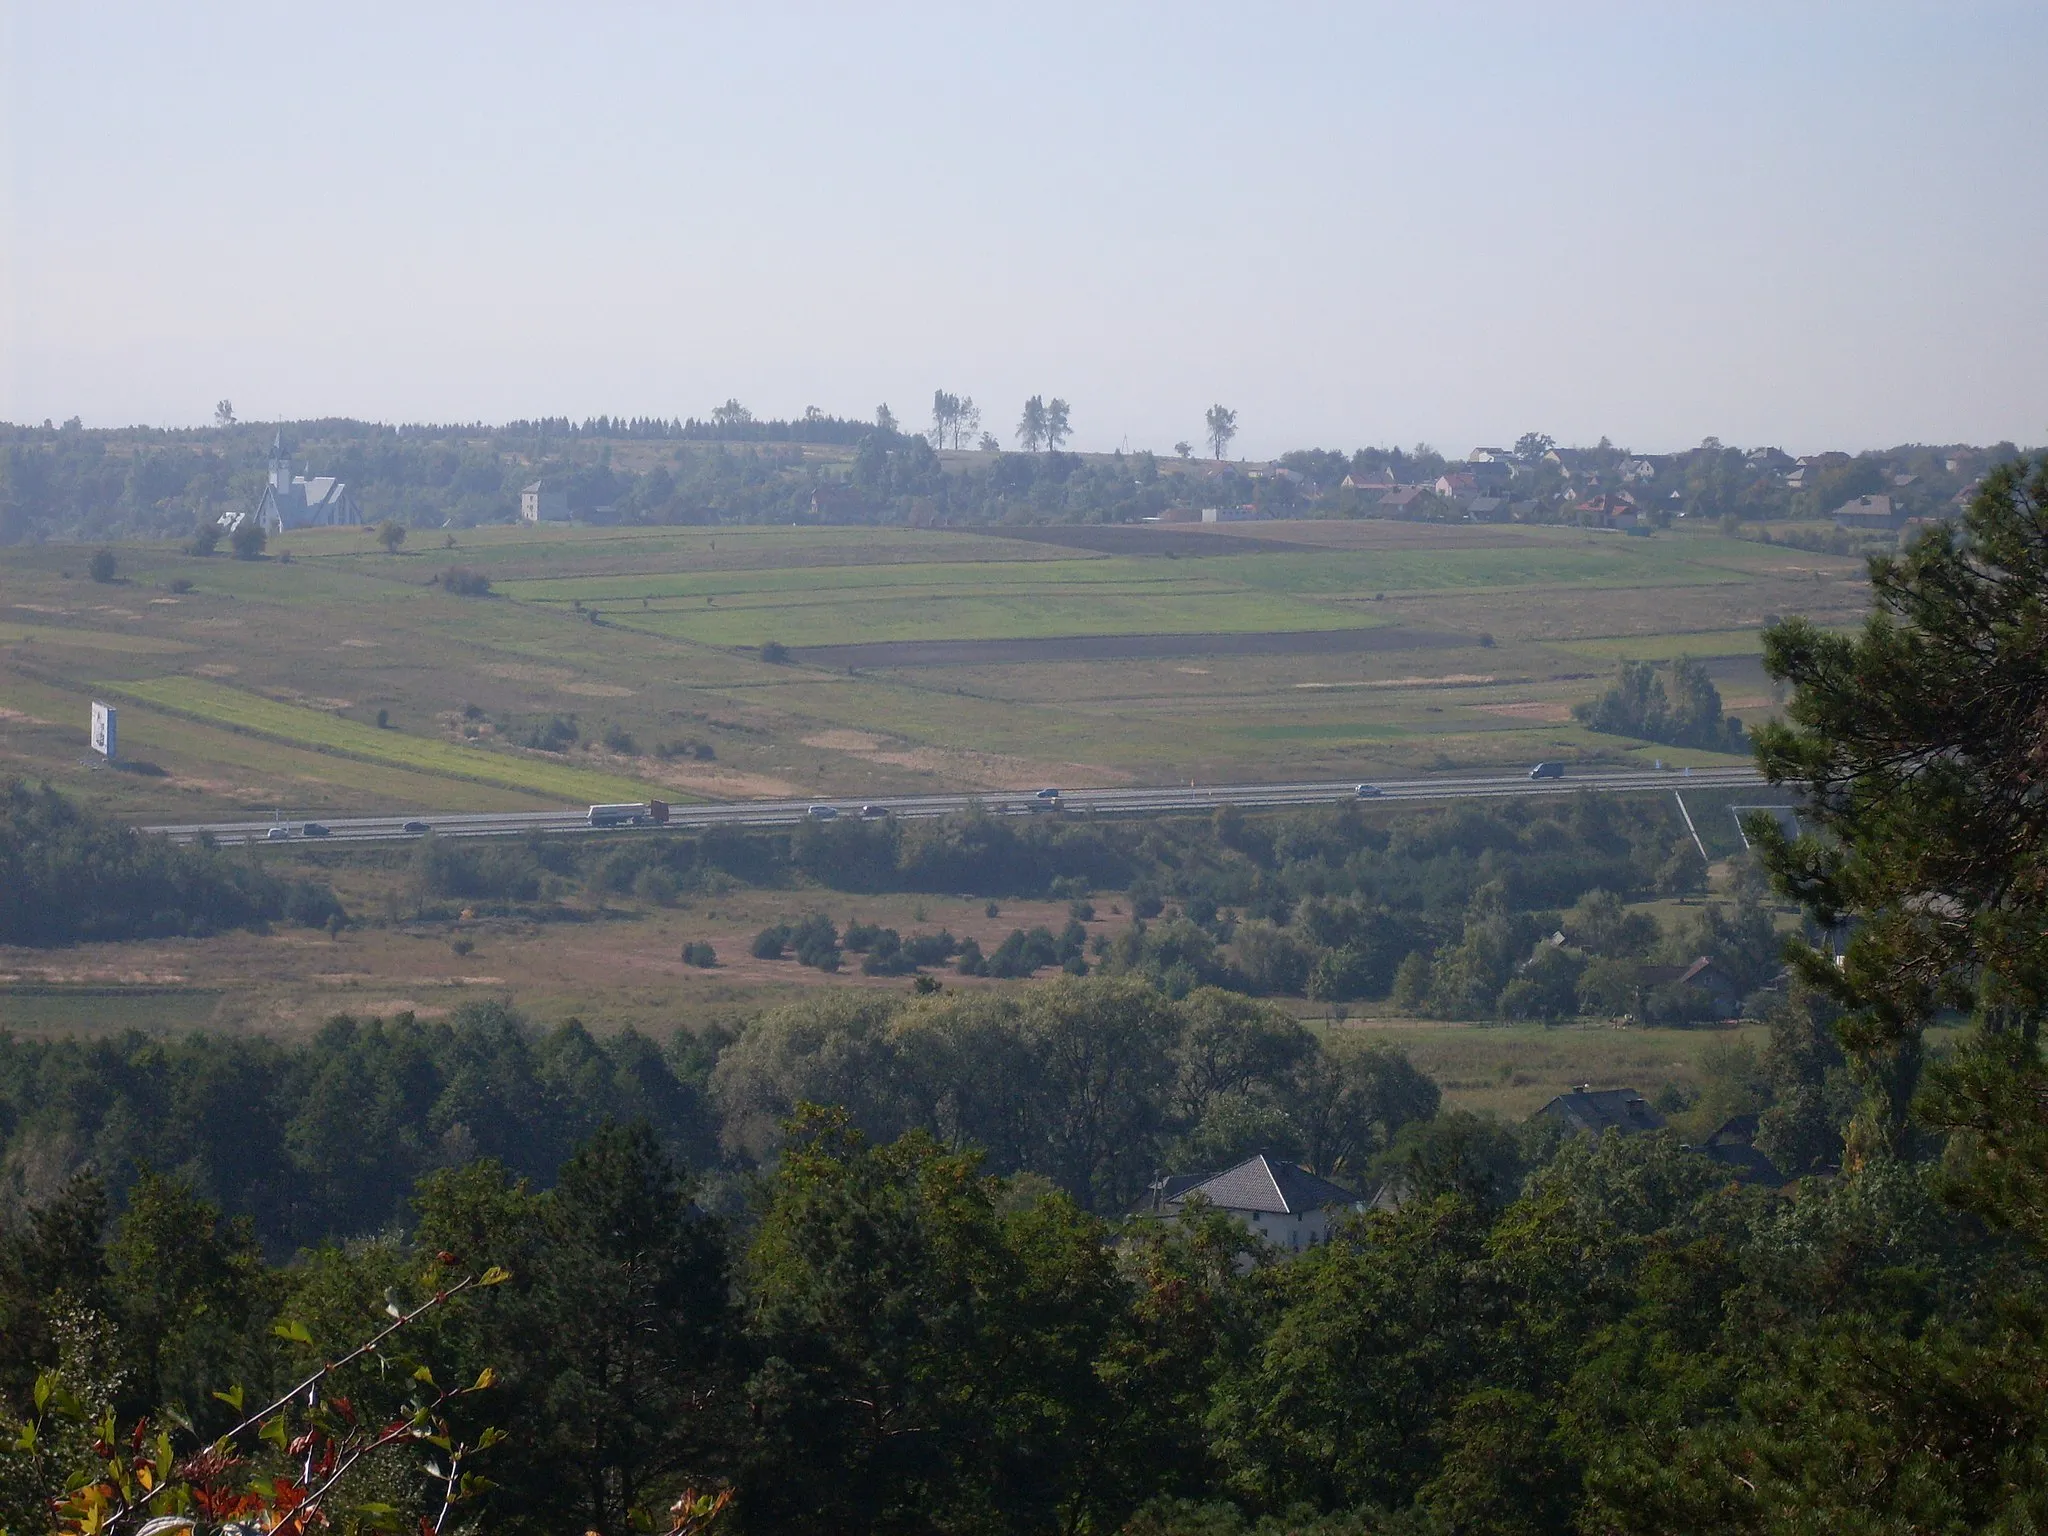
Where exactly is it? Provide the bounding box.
[90,700,116,759]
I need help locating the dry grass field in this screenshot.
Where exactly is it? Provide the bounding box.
[0,855,1783,1124]
[0,518,1864,826]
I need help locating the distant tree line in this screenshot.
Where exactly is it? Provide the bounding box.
[10,412,2018,543]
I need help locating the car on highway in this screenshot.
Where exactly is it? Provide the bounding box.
[1035,787,1063,800]
[1354,783,1382,798]
[402,821,431,834]
[1528,762,1566,780]
[807,804,839,820]
[859,804,890,819]
[265,825,293,841]
[301,822,331,837]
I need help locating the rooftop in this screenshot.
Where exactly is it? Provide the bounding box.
[1161,1152,1361,1217]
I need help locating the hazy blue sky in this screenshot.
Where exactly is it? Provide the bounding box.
[4,3,2044,456]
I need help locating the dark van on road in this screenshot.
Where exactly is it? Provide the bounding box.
[1528,762,1565,780]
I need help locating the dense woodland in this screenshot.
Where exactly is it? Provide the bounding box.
[0,411,2023,542]
[4,459,2048,1535]
[0,780,342,945]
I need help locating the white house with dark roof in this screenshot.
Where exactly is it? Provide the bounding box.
[222,432,362,535]
[1148,1152,1364,1254]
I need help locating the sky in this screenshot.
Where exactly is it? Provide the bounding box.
[3,2,2045,458]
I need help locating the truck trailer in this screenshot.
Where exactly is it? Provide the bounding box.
[587,800,670,828]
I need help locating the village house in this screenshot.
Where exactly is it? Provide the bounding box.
[1692,1114,1787,1184]
[1145,1152,1364,1255]
[1531,1086,1665,1137]
[1830,494,1899,531]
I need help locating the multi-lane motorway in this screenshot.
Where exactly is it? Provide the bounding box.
[144,766,1769,846]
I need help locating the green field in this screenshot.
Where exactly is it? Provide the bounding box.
[107,677,668,804]
[0,518,1869,821]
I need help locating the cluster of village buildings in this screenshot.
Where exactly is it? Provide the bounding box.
[1166,442,1990,533]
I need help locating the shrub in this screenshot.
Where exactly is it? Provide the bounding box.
[230,519,266,560]
[759,640,791,664]
[790,912,841,971]
[167,577,193,594]
[440,565,492,596]
[87,548,116,583]
[523,715,580,752]
[603,724,641,754]
[682,941,718,968]
[450,936,474,956]
[752,923,791,959]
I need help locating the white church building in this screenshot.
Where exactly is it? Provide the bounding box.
[221,433,364,534]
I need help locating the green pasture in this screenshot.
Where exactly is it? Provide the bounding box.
[0,621,195,655]
[101,704,574,815]
[1327,1018,1771,1120]
[298,523,1068,579]
[496,555,1190,604]
[608,589,1374,649]
[0,989,230,1037]
[104,677,665,804]
[1548,629,1767,661]
[1221,541,1750,598]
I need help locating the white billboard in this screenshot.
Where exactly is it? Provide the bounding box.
[90,700,116,758]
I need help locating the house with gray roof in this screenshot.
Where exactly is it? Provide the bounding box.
[1530,1086,1664,1137]
[1693,1114,1786,1184]
[1830,494,1900,531]
[1147,1152,1363,1254]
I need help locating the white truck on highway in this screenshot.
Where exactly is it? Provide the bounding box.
[587,800,670,828]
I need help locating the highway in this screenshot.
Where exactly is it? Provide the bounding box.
[144,766,1769,846]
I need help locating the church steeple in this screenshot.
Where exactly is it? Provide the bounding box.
[268,430,291,493]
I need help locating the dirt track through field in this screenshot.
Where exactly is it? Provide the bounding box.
[786,626,1474,669]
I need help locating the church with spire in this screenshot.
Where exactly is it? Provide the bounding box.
[220,432,364,534]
